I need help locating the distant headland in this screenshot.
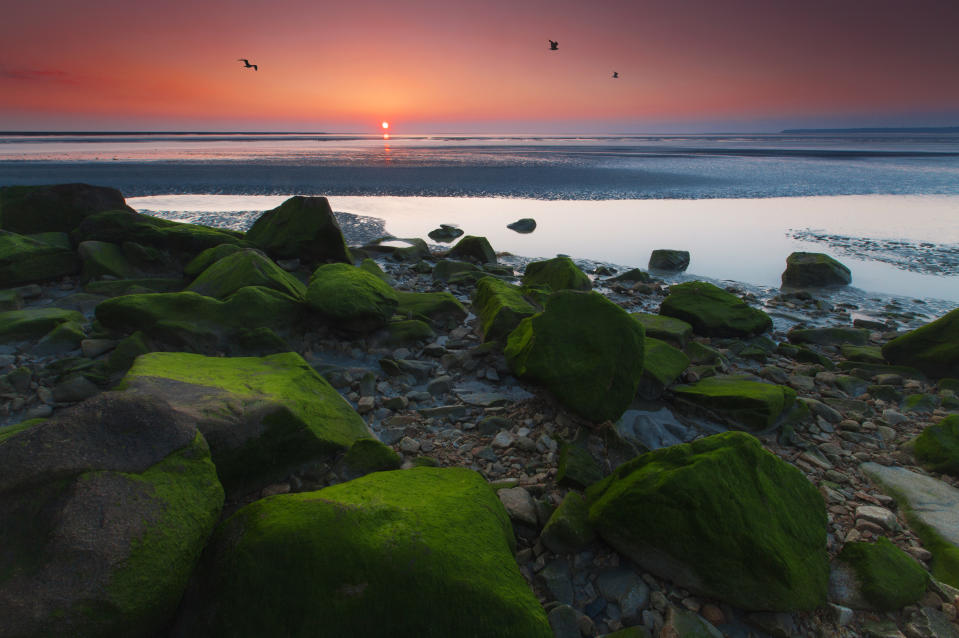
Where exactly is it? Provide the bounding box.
[781,126,959,134]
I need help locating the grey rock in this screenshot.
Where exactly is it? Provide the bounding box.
[547,604,581,638]
[596,567,650,622]
[426,375,453,396]
[540,558,575,605]
[506,218,537,233]
[855,504,901,532]
[398,436,420,453]
[492,430,515,448]
[497,486,539,527]
[81,338,116,358]
[51,375,100,403]
[649,249,690,272]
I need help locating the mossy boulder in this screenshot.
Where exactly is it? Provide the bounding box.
[84,278,186,297]
[306,263,398,333]
[187,248,306,300]
[913,415,959,476]
[384,319,435,345]
[639,337,690,400]
[116,352,372,490]
[540,491,596,554]
[557,440,604,488]
[77,239,139,281]
[33,319,86,355]
[428,224,464,242]
[648,249,690,272]
[660,281,771,338]
[174,467,552,638]
[473,277,537,342]
[448,235,496,264]
[74,210,248,258]
[608,268,652,284]
[781,252,851,287]
[586,431,828,611]
[0,230,80,286]
[834,537,929,610]
[631,312,693,347]
[432,259,483,283]
[343,438,402,476]
[183,243,248,278]
[521,256,591,292]
[841,344,886,364]
[0,183,132,234]
[505,290,645,423]
[882,308,959,378]
[788,327,870,346]
[394,290,468,325]
[671,375,797,431]
[245,196,351,263]
[0,307,85,343]
[0,392,223,637]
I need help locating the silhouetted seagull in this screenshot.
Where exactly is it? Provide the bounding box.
[612,71,619,78]
[548,40,558,51]
[237,58,258,71]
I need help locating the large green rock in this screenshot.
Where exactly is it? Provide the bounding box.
[187,248,306,300]
[183,243,248,278]
[834,537,928,610]
[74,210,248,258]
[77,239,139,281]
[639,337,690,400]
[587,431,828,611]
[631,312,693,347]
[913,415,959,476]
[0,307,85,343]
[781,252,851,287]
[671,375,796,430]
[117,352,371,490]
[505,290,645,423]
[0,392,223,637]
[306,263,398,333]
[0,183,132,234]
[394,290,468,325]
[473,276,537,342]
[659,281,771,338]
[448,235,496,264]
[0,230,79,286]
[175,467,552,638]
[521,256,591,292]
[882,308,959,378]
[432,259,481,283]
[245,196,351,264]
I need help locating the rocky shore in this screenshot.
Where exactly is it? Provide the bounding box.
[2,183,959,638]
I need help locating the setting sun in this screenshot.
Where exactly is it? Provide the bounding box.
[381,121,389,130]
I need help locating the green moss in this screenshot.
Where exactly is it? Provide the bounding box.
[0,418,46,444]
[903,393,939,414]
[448,235,496,264]
[608,268,651,284]
[913,415,959,476]
[74,210,249,257]
[660,281,771,338]
[394,290,467,324]
[77,240,138,281]
[344,439,402,475]
[882,308,959,378]
[307,263,398,333]
[472,277,537,342]
[521,256,591,292]
[183,244,247,278]
[587,431,828,611]
[107,331,153,374]
[0,183,130,234]
[837,537,929,610]
[672,375,796,430]
[84,278,186,296]
[180,467,551,637]
[0,230,80,286]
[385,319,435,345]
[246,196,352,263]
[557,441,604,488]
[432,259,481,282]
[781,252,851,287]
[358,258,391,282]
[34,320,86,354]
[0,307,85,343]
[631,313,693,347]
[640,337,689,399]
[540,491,596,554]
[841,344,886,364]
[505,290,645,423]
[187,248,306,300]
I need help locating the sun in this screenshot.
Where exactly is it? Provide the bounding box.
[381,121,389,130]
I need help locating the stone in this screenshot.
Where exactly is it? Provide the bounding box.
[431,259,481,282]
[0,392,223,637]
[394,290,467,325]
[659,281,771,338]
[659,605,723,638]
[596,568,650,623]
[306,263,398,333]
[183,243,248,278]
[540,491,595,554]
[831,537,929,610]
[507,218,537,233]
[343,438,402,476]
[187,248,306,300]
[427,224,464,242]
[505,290,645,422]
[174,467,552,637]
[882,308,959,379]
[671,375,797,430]
[914,415,959,477]
[384,319,434,345]
[540,557,575,605]
[448,235,496,264]
[630,312,693,347]
[781,252,851,287]
[522,256,591,292]
[648,249,690,272]
[638,337,689,400]
[77,239,139,281]
[51,374,100,403]
[245,196,352,264]
[0,307,85,344]
[587,431,829,611]
[498,486,539,526]
[0,230,80,286]
[557,441,604,488]
[547,604,581,638]
[472,277,537,342]
[788,327,871,346]
[75,210,248,258]
[0,183,132,234]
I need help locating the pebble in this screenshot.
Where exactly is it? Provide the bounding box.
[492,430,515,448]
[398,436,420,453]
[497,486,539,526]
[855,504,901,532]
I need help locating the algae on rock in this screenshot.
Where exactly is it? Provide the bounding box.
[882,308,959,378]
[307,263,399,333]
[473,276,537,342]
[659,281,771,338]
[671,375,797,431]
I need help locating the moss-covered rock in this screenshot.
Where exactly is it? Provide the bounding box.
[639,337,690,400]
[521,256,591,292]
[0,392,223,638]
[473,276,537,342]
[882,308,959,378]
[781,252,851,287]
[557,440,604,488]
[648,249,690,272]
[343,438,402,476]
[394,290,467,325]
[306,263,398,333]
[608,268,652,284]
[107,331,153,374]
[841,344,886,364]
[0,183,132,234]
[835,537,929,610]
[117,351,372,490]
[631,312,693,347]
[540,491,596,554]
[671,375,797,431]
[0,307,85,343]
[903,393,939,414]
[187,248,306,300]
[384,319,435,345]
[432,259,481,283]
[913,415,959,476]
[183,243,248,278]
[175,467,552,638]
[448,235,496,264]
[788,327,870,346]
[77,239,139,281]
[660,281,771,338]
[74,210,249,258]
[505,290,645,422]
[245,196,351,264]
[33,320,86,355]
[587,431,828,611]
[0,230,80,286]
[84,278,186,297]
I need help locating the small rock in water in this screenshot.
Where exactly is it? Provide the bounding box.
[506,218,537,233]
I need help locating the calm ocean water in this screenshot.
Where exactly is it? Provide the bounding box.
[2,132,958,305]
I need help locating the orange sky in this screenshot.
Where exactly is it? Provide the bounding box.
[2,0,958,132]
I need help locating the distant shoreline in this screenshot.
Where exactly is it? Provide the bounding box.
[781,126,959,134]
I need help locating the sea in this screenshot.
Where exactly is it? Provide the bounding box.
[1,131,957,317]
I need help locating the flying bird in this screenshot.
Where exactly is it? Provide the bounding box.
[548,40,558,51]
[237,58,258,71]
[612,71,619,78]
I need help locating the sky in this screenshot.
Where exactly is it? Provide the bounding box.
[1,0,958,133]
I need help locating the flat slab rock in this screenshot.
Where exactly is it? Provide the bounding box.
[861,462,959,547]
